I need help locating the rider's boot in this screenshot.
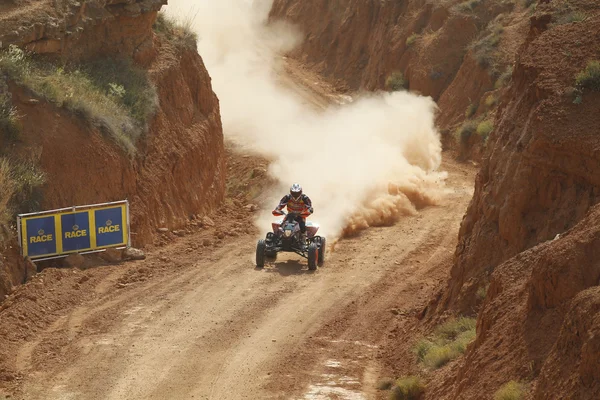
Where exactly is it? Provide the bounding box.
[300,232,307,244]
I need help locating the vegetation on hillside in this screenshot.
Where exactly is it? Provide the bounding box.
[470,22,504,71]
[390,376,426,400]
[153,11,198,50]
[0,157,45,244]
[0,45,158,155]
[414,317,477,369]
[386,71,408,91]
[494,381,525,400]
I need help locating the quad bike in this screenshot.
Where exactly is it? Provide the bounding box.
[256,211,326,271]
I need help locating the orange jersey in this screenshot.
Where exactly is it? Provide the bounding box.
[276,194,313,215]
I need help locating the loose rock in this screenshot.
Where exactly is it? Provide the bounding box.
[63,254,85,269]
[123,247,146,261]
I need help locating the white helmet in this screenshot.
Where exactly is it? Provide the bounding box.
[290,183,302,200]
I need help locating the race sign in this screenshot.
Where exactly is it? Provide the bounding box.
[18,200,130,261]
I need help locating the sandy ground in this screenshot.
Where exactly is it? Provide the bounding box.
[2,59,476,400]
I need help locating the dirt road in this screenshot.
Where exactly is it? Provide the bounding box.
[4,158,472,400]
[1,61,476,400]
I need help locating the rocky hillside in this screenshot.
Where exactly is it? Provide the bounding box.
[426,203,600,399]
[270,0,529,156]
[270,0,600,397]
[0,0,225,299]
[0,0,164,64]
[437,0,600,314]
[426,1,600,396]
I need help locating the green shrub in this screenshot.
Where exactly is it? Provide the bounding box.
[485,95,498,108]
[494,381,525,400]
[0,157,45,242]
[390,376,425,400]
[455,121,478,145]
[476,284,488,300]
[9,158,46,215]
[465,103,478,118]
[434,317,477,340]
[477,120,494,141]
[422,344,459,369]
[80,58,159,127]
[0,81,20,141]
[153,12,198,50]
[413,317,477,370]
[457,0,482,12]
[406,33,420,47]
[0,159,15,233]
[414,338,433,361]
[495,68,513,89]
[470,23,504,68]
[386,71,407,91]
[556,11,587,25]
[575,60,600,91]
[376,378,395,390]
[0,45,158,154]
[452,329,477,353]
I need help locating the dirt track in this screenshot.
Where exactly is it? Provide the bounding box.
[3,63,476,400]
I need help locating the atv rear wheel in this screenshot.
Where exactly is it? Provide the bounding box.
[318,237,326,266]
[256,239,266,268]
[308,243,318,271]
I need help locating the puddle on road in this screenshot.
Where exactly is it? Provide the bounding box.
[328,339,379,349]
[301,359,366,400]
[303,385,366,400]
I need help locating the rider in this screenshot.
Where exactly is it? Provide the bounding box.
[272,183,313,242]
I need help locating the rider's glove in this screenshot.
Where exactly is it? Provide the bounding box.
[308,207,314,214]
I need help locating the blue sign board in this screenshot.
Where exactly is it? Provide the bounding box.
[94,207,126,248]
[24,215,57,257]
[18,201,129,260]
[61,211,92,253]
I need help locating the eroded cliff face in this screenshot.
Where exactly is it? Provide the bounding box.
[438,2,600,313]
[0,0,165,64]
[269,0,522,138]
[269,0,600,397]
[426,204,600,399]
[9,42,225,247]
[0,0,225,300]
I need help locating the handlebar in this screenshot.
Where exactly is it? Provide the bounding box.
[272,210,310,218]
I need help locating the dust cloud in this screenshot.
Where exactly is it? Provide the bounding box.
[164,0,447,240]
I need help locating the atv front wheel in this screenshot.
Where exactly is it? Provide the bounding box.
[256,239,266,268]
[318,237,326,266]
[308,243,318,271]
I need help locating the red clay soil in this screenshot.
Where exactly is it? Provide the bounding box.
[269,0,523,139]
[0,183,260,392]
[371,2,600,398]
[270,0,505,95]
[434,0,600,315]
[0,0,166,64]
[0,4,225,300]
[424,203,600,399]
[0,155,477,399]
